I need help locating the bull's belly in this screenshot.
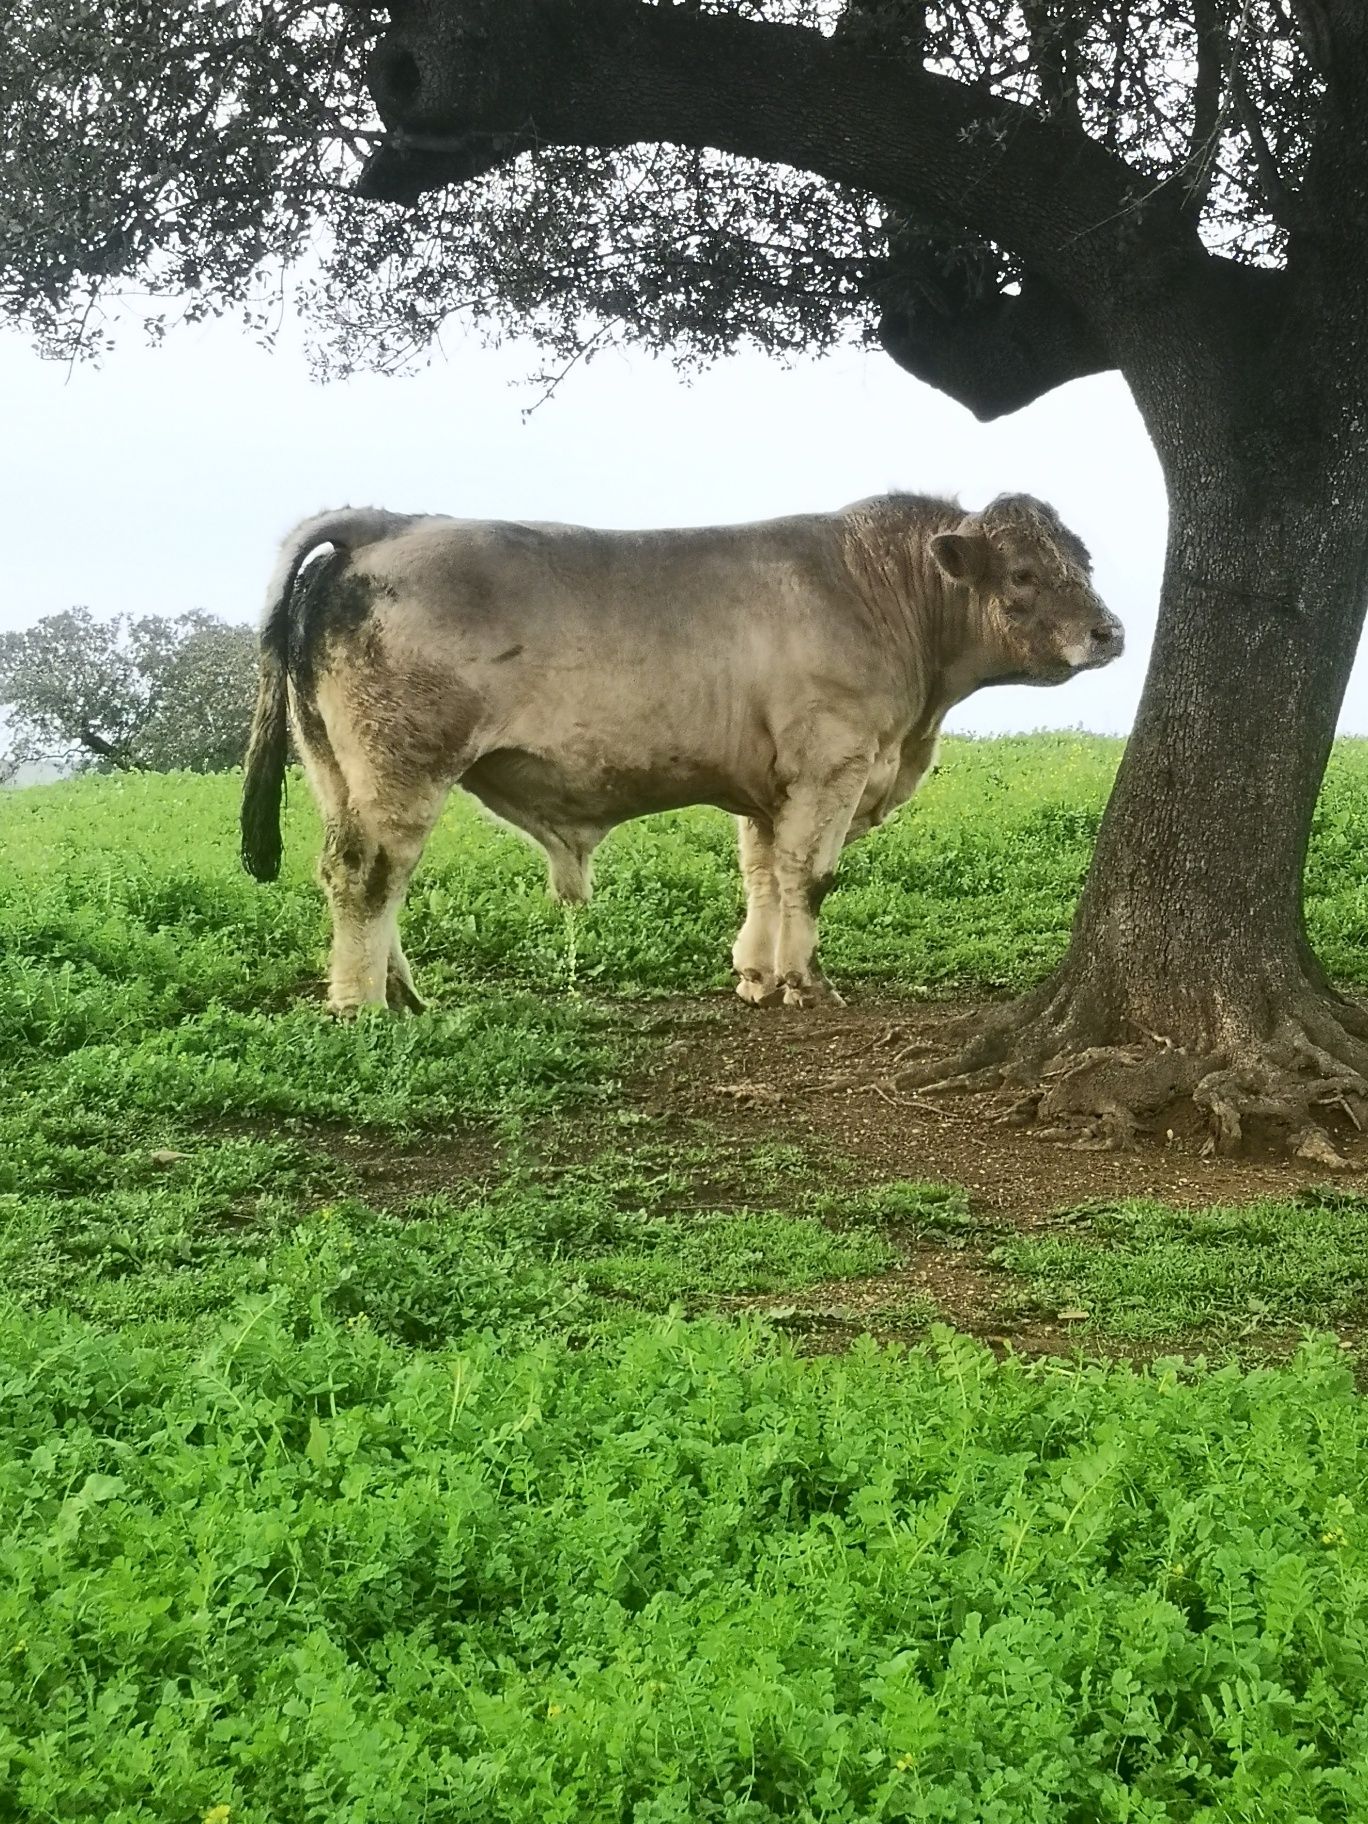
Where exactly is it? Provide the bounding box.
[460,727,938,851]
[460,744,773,834]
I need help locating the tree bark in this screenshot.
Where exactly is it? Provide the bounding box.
[1065,483,1368,1051]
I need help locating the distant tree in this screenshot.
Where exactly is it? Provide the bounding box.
[0,610,257,779]
[6,2,1368,1156]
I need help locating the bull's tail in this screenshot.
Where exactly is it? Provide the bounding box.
[240,508,415,881]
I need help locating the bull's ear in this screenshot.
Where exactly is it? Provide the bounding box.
[929,530,991,584]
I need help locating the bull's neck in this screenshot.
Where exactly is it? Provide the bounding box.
[887,566,999,735]
[837,504,1000,725]
[922,578,1001,721]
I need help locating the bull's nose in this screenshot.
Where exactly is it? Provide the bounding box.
[1090,619,1124,659]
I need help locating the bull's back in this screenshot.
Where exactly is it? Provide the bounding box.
[356,512,849,648]
[355,510,862,715]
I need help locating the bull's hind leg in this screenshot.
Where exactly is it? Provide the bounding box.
[770,754,871,1009]
[320,796,444,1015]
[732,817,782,1005]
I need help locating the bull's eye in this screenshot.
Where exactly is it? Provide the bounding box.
[1010,567,1037,588]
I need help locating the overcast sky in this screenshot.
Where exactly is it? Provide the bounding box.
[6,305,1366,737]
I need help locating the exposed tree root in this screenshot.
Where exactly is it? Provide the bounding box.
[828,973,1368,1164]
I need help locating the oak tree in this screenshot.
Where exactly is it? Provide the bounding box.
[0,610,258,778]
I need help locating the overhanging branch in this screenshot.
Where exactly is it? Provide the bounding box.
[357,0,1180,298]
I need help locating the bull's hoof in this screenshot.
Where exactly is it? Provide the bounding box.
[386,972,427,1015]
[735,969,783,1007]
[781,975,845,1011]
[326,995,389,1019]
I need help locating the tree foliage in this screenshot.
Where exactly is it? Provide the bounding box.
[0,3,1331,385]
[0,609,258,779]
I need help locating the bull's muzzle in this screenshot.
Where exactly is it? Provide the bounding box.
[1082,614,1125,668]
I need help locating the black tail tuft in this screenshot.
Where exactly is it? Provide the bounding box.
[240,574,293,882]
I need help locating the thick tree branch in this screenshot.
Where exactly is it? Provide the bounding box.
[877,266,1109,420]
[77,725,132,769]
[1180,0,1224,222]
[357,0,1186,300]
[1286,0,1330,71]
[1290,0,1368,93]
[1286,0,1368,74]
[1289,1,1368,237]
[1230,61,1303,232]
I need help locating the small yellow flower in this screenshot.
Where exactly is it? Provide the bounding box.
[894,1754,916,1773]
[546,1702,564,1718]
[203,1807,232,1824]
[1167,1562,1185,1580]
[346,1311,370,1330]
[1322,1527,1347,1548]
[10,1640,25,1656]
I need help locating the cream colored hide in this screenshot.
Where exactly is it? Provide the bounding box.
[240,493,1122,1013]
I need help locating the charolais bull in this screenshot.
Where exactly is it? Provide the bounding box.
[240,492,1122,1012]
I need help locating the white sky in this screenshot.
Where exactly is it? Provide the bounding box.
[6,307,1368,736]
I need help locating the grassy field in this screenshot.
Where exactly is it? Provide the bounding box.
[6,737,1368,1821]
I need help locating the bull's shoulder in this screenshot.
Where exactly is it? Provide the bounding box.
[833,491,962,534]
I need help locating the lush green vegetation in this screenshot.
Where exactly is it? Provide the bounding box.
[1001,1189,1368,1339]
[7,742,1368,1821]
[7,1307,1368,1823]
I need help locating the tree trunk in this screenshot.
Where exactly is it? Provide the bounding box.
[1068,467,1368,1045]
[904,394,1368,1159]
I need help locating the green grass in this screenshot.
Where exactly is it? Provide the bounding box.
[0,1130,927,1344]
[9,736,1368,1006]
[8,745,1368,1818]
[4,1307,1368,1822]
[53,998,609,1128]
[1001,1191,1368,1338]
[581,1210,899,1305]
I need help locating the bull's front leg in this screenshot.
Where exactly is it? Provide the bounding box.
[732,816,782,1005]
[770,755,871,1009]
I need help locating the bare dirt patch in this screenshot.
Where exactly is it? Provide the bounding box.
[332,1126,507,1204]
[616,991,1368,1363]
[625,992,1368,1217]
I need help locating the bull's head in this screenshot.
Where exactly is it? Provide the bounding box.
[930,494,1123,686]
